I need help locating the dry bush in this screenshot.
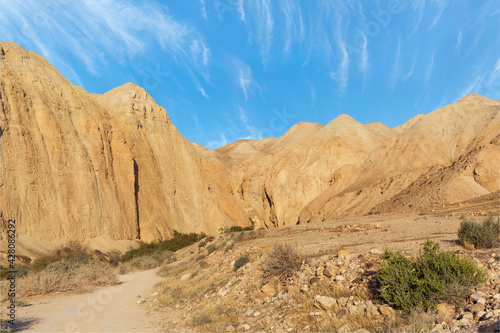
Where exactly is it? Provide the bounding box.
[17,261,117,297]
[262,243,300,282]
[458,216,500,249]
[119,254,165,274]
[157,262,230,305]
[188,299,241,331]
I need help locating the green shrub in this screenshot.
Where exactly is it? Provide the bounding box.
[234,254,250,271]
[122,231,206,262]
[0,266,8,280]
[220,225,254,233]
[457,216,499,249]
[262,243,300,282]
[376,240,486,314]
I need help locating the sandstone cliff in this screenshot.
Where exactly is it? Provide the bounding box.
[0,41,249,242]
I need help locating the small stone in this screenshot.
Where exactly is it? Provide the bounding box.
[253,311,261,317]
[309,277,320,285]
[482,311,494,320]
[493,293,500,300]
[470,292,484,302]
[477,297,487,305]
[337,250,350,257]
[337,297,348,307]
[180,273,192,280]
[225,325,236,332]
[335,275,346,282]
[378,305,395,316]
[494,309,500,316]
[136,298,145,305]
[433,324,444,331]
[241,324,251,331]
[459,312,473,320]
[323,267,335,278]
[457,318,470,326]
[244,309,254,317]
[300,284,309,293]
[348,304,364,316]
[365,304,378,317]
[475,311,486,320]
[470,302,485,312]
[336,308,348,319]
[309,312,322,317]
[261,284,275,296]
[370,248,384,255]
[314,296,337,310]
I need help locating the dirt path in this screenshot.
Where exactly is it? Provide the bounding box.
[19,268,165,332]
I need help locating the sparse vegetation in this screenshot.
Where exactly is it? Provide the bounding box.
[234,254,250,271]
[457,216,499,249]
[220,225,254,233]
[0,241,119,299]
[119,252,172,274]
[18,258,117,297]
[262,243,300,282]
[122,230,206,262]
[376,240,486,314]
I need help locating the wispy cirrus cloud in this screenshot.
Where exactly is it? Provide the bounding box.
[428,0,449,30]
[0,0,210,88]
[233,59,258,102]
[245,0,274,65]
[455,30,463,50]
[425,49,436,85]
[205,133,228,149]
[410,0,426,35]
[390,36,402,89]
[279,0,304,57]
[239,107,262,140]
[489,59,500,85]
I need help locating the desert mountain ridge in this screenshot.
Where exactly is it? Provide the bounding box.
[1,41,499,250]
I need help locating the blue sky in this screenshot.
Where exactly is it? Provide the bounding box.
[1,0,499,148]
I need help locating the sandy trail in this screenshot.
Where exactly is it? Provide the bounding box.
[20,268,164,332]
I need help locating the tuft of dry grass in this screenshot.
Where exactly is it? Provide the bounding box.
[262,243,300,283]
[17,261,117,297]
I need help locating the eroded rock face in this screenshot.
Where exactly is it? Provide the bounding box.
[1,41,499,244]
[0,41,249,242]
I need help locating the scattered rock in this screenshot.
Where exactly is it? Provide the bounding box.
[309,277,319,285]
[337,250,350,257]
[370,248,383,255]
[314,296,337,310]
[180,273,192,280]
[336,308,348,319]
[225,325,236,332]
[378,305,395,316]
[261,284,275,296]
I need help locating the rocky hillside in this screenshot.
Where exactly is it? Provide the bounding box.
[199,95,499,227]
[1,41,499,245]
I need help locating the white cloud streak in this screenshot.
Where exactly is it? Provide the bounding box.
[391,36,402,89]
[455,30,463,50]
[425,49,435,84]
[0,0,210,89]
[206,134,228,149]
[429,0,449,30]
